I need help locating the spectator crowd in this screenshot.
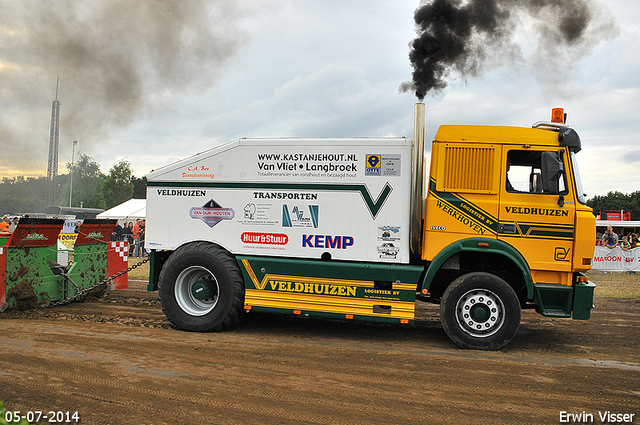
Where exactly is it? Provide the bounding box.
[598,225,640,250]
[110,218,146,257]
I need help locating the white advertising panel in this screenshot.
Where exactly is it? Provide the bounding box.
[146,138,413,263]
[592,246,640,272]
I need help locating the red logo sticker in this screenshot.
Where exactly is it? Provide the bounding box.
[241,232,289,245]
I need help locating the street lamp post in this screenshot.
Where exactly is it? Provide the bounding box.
[69,140,77,207]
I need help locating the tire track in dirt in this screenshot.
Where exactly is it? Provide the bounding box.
[1,316,638,425]
[1,286,639,425]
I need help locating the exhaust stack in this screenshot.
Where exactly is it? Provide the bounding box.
[410,103,425,260]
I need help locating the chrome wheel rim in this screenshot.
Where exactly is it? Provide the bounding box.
[174,266,220,316]
[455,288,505,338]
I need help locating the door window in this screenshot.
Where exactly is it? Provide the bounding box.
[506,150,566,194]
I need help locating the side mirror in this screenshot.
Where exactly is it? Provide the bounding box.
[541,151,564,194]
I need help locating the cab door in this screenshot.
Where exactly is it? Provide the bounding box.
[498,148,575,277]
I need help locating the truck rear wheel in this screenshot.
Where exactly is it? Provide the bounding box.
[440,272,520,350]
[158,242,244,332]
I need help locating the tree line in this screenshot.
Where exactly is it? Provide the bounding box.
[0,154,146,215]
[1,156,638,219]
[586,191,640,220]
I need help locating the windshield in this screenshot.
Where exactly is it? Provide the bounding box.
[570,151,586,204]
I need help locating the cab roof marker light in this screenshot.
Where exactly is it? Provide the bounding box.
[552,108,565,124]
[533,108,568,131]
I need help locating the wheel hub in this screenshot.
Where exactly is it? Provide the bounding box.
[470,303,490,322]
[191,279,212,301]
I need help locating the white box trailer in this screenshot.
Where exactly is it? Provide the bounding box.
[145,104,596,351]
[146,137,413,263]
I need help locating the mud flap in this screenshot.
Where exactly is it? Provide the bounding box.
[573,281,596,320]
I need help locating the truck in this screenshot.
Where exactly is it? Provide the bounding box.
[145,103,596,350]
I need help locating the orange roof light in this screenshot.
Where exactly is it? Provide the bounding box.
[552,108,565,124]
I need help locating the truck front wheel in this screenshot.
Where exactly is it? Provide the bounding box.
[440,272,520,350]
[158,242,244,332]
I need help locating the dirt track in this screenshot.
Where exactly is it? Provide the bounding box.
[1,280,639,425]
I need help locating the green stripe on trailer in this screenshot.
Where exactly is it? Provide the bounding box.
[238,255,424,287]
[148,180,393,219]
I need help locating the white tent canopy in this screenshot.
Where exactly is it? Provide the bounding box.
[97,199,146,222]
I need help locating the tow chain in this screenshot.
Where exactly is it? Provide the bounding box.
[47,256,150,307]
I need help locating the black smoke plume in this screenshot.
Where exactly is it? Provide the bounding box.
[401,0,595,100]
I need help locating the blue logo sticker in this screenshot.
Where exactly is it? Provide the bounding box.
[282,205,319,228]
[366,154,381,176]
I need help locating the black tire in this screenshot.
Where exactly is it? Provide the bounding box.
[440,272,521,350]
[158,242,244,332]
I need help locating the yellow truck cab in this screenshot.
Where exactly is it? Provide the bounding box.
[421,113,595,348]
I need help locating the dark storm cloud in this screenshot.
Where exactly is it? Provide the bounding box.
[0,0,245,173]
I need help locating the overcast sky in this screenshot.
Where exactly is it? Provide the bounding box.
[1,0,638,198]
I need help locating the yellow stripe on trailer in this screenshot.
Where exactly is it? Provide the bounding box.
[245,289,415,320]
